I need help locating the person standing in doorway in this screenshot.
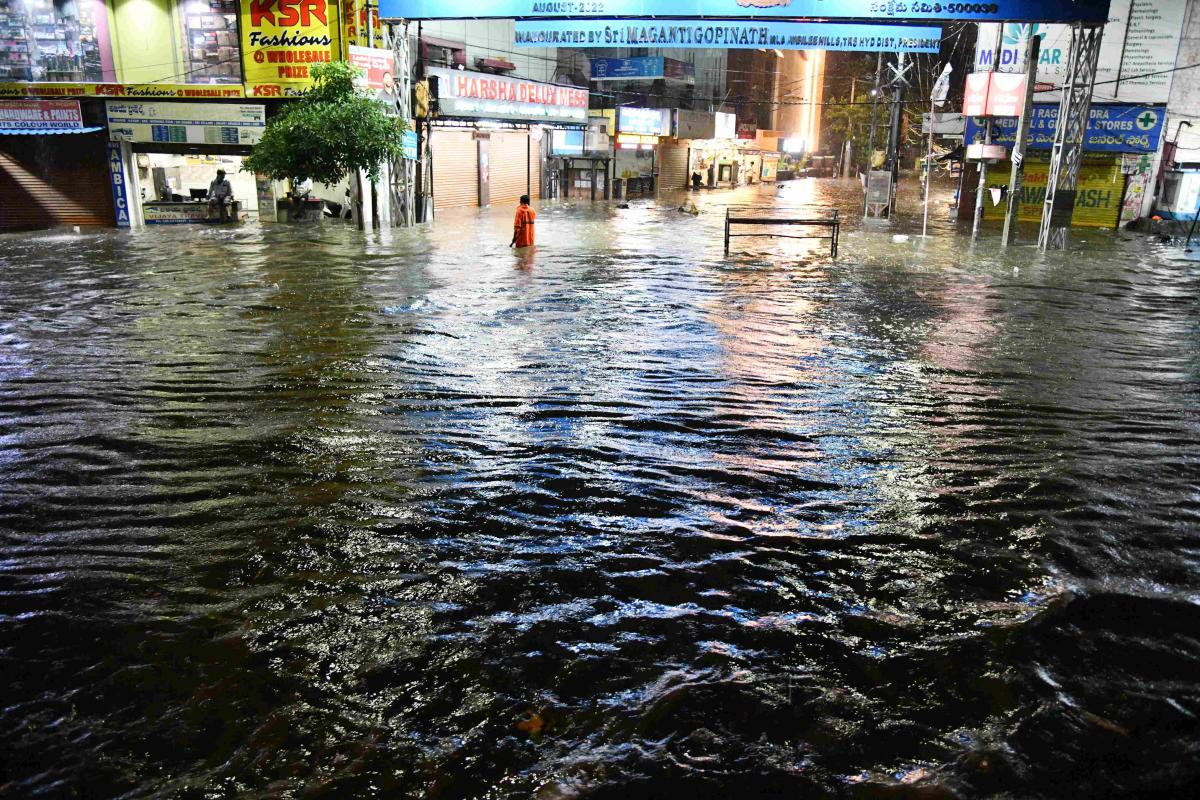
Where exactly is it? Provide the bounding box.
[511,194,536,248]
[207,169,234,223]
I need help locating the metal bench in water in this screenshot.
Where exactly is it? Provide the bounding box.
[723,207,840,258]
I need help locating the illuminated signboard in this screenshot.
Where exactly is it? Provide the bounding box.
[426,66,587,124]
[618,106,669,136]
[517,20,942,53]
[105,101,266,145]
[379,0,1110,23]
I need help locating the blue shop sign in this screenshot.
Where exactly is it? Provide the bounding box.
[380,0,1110,24]
[518,20,941,52]
[402,130,418,161]
[965,104,1165,153]
[591,56,663,80]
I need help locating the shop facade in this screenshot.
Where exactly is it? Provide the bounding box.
[0,98,112,230]
[423,65,587,210]
[0,0,372,229]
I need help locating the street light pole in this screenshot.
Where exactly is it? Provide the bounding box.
[863,52,883,217]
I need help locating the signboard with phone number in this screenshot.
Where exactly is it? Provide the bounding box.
[379,0,1110,23]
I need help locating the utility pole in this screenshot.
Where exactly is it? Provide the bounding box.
[885,52,909,216]
[863,51,883,217]
[1001,35,1040,247]
[973,23,1004,239]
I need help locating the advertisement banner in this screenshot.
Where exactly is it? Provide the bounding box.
[106,101,267,145]
[0,83,246,99]
[516,20,941,52]
[241,0,337,96]
[591,56,664,81]
[0,99,83,130]
[618,106,669,136]
[426,66,587,124]
[965,104,1165,153]
[381,0,1111,23]
[348,45,395,93]
[974,1,1186,104]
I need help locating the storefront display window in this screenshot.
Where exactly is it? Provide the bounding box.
[0,0,113,82]
[179,0,238,84]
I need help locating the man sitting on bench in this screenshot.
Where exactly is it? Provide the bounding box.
[207,169,234,223]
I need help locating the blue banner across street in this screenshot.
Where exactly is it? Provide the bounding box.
[517,21,941,52]
[380,0,1110,24]
[965,104,1166,153]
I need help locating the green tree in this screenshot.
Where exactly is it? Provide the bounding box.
[822,93,877,171]
[243,61,405,186]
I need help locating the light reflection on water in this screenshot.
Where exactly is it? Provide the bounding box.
[2,180,1200,798]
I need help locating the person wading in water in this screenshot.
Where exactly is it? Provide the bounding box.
[511,194,536,249]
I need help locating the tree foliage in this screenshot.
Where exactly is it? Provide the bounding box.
[822,93,878,169]
[243,61,406,185]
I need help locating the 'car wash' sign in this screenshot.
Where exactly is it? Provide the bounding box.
[426,66,587,124]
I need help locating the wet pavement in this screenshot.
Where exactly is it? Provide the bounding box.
[2,179,1199,798]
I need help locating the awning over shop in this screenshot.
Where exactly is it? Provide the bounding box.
[0,126,104,135]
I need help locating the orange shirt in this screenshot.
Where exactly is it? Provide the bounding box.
[513,203,536,247]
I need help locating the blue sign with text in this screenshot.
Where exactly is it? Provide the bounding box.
[518,20,941,52]
[380,0,1110,23]
[107,142,131,228]
[402,130,418,160]
[965,104,1166,153]
[591,56,663,80]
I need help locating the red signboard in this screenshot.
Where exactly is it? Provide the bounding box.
[348,45,395,92]
[964,72,1029,118]
[963,72,991,117]
[0,99,83,129]
[986,73,1027,117]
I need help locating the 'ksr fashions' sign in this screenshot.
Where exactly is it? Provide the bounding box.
[241,0,336,96]
[426,67,587,124]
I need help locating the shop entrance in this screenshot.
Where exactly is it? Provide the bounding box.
[134,150,259,224]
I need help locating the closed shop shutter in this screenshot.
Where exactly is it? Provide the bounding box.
[0,133,113,230]
[658,141,689,193]
[431,128,478,209]
[490,131,529,205]
[984,153,1124,228]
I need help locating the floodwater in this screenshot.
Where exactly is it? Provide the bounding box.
[2,180,1199,799]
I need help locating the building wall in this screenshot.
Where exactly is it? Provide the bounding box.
[1166,0,1200,157]
[414,19,556,83]
[772,50,824,154]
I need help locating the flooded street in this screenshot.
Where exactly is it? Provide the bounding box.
[2,180,1200,798]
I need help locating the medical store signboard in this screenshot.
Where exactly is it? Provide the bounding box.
[0,99,83,130]
[379,0,1111,23]
[965,104,1165,153]
[974,1,1186,104]
[241,0,337,97]
[517,21,941,53]
[105,102,267,145]
[426,67,587,124]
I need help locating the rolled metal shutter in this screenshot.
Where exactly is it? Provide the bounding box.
[431,128,478,209]
[658,141,689,193]
[490,131,528,205]
[985,153,1124,228]
[0,133,113,230]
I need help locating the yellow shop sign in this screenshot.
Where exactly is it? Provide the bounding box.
[242,0,337,90]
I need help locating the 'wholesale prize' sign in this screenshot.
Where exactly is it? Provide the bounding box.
[241,0,337,97]
[426,66,587,124]
[379,0,1111,23]
[517,20,942,53]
